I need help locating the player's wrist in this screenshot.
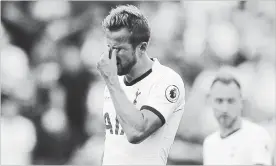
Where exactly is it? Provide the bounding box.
[105,76,120,88]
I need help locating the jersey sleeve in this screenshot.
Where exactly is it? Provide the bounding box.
[251,130,273,165]
[202,135,212,165]
[202,138,208,165]
[140,74,185,125]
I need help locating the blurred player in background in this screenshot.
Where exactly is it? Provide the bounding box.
[203,71,273,165]
[96,5,185,165]
[1,94,37,165]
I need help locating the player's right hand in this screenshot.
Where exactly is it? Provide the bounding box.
[97,48,118,84]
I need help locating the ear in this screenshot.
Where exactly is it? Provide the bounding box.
[241,98,247,108]
[141,42,148,50]
[137,42,148,52]
[205,93,212,106]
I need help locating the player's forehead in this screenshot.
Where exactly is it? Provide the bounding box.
[105,28,131,47]
[210,82,241,98]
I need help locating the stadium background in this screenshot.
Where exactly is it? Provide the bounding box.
[1,0,275,165]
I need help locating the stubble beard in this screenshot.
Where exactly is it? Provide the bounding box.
[117,52,137,76]
[220,115,238,129]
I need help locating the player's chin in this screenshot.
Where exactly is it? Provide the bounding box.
[117,72,124,76]
[218,117,228,126]
[221,118,233,128]
[117,67,124,76]
[117,66,128,76]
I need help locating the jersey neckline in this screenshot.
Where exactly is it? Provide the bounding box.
[220,127,241,139]
[220,119,243,139]
[124,68,152,86]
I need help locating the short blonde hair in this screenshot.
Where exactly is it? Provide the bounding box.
[102,4,151,48]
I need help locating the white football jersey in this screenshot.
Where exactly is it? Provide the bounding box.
[102,58,185,165]
[203,119,273,165]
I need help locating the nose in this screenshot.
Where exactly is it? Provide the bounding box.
[220,102,229,113]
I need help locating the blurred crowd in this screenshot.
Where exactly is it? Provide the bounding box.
[1,0,275,165]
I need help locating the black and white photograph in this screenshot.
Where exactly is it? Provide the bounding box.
[1,0,275,165]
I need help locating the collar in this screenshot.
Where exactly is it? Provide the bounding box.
[123,58,158,86]
[220,119,243,139]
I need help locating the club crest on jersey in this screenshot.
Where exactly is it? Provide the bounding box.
[165,85,179,103]
[133,89,141,105]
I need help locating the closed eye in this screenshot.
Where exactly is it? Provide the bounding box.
[228,98,235,104]
[109,46,122,52]
[116,48,122,52]
[215,98,223,104]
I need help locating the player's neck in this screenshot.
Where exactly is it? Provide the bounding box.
[125,53,153,83]
[220,117,242,139]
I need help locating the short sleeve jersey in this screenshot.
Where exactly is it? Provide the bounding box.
[102,58,185,165]
[203,119,273,165]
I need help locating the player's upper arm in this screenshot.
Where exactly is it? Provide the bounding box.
[133,73,185,143]
[142,73,185,122]
[202,136,210,165]
[252,129,273,165]
[128,109,164,144]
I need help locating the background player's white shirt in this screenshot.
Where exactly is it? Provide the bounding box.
[203,119,273,165]
[102,58,185,165]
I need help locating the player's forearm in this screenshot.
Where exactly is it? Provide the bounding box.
[106,80,146,141]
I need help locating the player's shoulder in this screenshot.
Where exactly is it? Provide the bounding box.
[243,119,266,133]
[159,63,182,79]
[153,62,185,100]
[204,131,220,146]
[154,61,184,86]
[242,119,271,139]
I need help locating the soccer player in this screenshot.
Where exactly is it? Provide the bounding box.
[96,5,185,165]
[203,72,273,165]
